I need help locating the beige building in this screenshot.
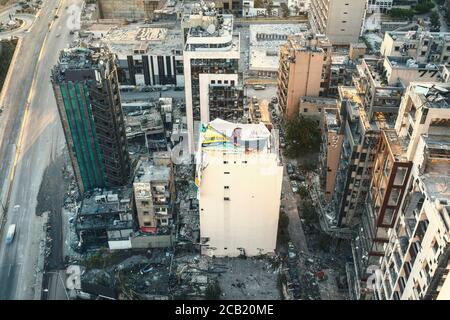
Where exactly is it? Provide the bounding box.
[196,119,283,257]
[299,96,337,126]
[349,82,450,300]
[321,109,343,201]
[133,160,174,233]
[380,31,450,65]
[309,0,366,45]
[97,0,161,20]
[277,33,332,119]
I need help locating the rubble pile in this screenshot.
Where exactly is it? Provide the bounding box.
[174,164,199,245]
[80,249,173,299]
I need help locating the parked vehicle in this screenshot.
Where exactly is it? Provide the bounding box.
[287,163,294,175]
[6,224,16,244]
[253,84,266,90]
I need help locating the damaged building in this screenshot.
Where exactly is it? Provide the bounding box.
[182,2,244,154]
[75,187,135,250]
[51,47,131,194]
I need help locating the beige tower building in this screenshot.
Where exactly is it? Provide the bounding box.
[277,33,332,119]
[309,0,366,45]
[196,119,283,257]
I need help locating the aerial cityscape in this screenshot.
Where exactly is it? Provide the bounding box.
[0,0,449,303]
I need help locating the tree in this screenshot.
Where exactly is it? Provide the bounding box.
[284,116,321,158]
[280,3,289,18]
[430,11,441,31]
[414,0,435,14]
[265,0,274,16]
[388,8,415,19]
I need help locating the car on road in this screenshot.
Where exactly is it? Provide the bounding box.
[253,84,266,90]
[6,224,16,244]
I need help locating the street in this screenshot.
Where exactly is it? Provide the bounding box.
[0,0,82,299]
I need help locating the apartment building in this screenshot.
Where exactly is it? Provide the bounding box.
[332,87,395,228]
[97,25,184,87]
[349,82,450,300]
[75,187,135,250]
[353,57,405,121]
[183,5,243,154]
[196,119,283,257]
[309,0,366,45]
[133,159,175,233]
[277,33,333,119]
[320,109,344,201]
[367,0,393,13]
[380,31,450,65]
[51,47,131,194]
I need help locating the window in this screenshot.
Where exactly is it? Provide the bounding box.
[143,211,150,216]
[224,197,230,201]
[224,186,230,189]
[224,172,230,174]
[144,222,152,226]
[304,108,308,112]
[223,161,228,164]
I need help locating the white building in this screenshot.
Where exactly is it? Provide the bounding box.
[88,24,184,86]
[367,0,393,13]
[196,119,283,257]
[183,4,243,154]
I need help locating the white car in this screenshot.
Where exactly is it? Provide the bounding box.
[6,224,16,244]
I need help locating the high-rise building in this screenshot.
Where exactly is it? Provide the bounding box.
[277,33,333,119]
[52,47,131,194]
[309,0,366,45]
[182,3,243,154]
[196,119,283,257]
[348,82,450,300]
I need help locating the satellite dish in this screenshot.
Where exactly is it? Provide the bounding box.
[206,24,216,34]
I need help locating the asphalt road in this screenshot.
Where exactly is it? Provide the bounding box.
[0,0,81,300]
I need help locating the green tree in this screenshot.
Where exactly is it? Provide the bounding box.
[265,0,274,16]
[280,3,289,18]
[430,11,441,31]
[284,116,321,158]
[388,8,415,19]
[414,0,435,14]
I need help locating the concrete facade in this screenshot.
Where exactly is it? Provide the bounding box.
[277,33,332,119]
[196,119,283,257]
[309,0,366,45]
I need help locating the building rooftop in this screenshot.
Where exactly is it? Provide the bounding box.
[409,83,450,109]
[383,129,409,162]
[125,109,164,138]
[94,25,183,56]
[135,161,171,183]
[198,118,277,155]
[421,135,450,201]
[79,187,133,216]
[248,24,308,72]
[386,30,450,42]
[386,56,439,70]
[52,47,113,82]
